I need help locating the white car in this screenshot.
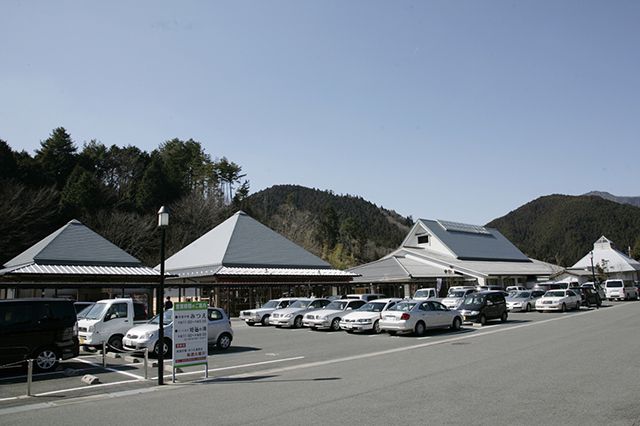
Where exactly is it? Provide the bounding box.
[303,299,366,330]
[340,298,402,333]
[441,289,476,309]
[122,307,233,357]
[603,280,639,301]
[506,290,545,312]
[268,298,331,328]
[239,298,297,326]
[379,300,462,336]
[535,290,581,312]
[505,285,527,292]
[413,288,438,300]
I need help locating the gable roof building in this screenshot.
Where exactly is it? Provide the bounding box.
[560,236,640,283]
[349,219,561,295]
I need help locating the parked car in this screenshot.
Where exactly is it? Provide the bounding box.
[447,286,476,295]
[303,299,366,330]
[505,286,527,292]
[441,288,476,309]
[603,280,639,301]
[339,298,402,333]
[239,298,297,326]
[535,289,581,312]
[413,288,438,300]
[475,285,504,292]
[379,300,462,336]
[532,282,562,292]
[581,282,606,300]
[458,291,508,326]
[77,298,148,350]
[506,290,545,312]
[269,298,331,328]
[75,303,96,319]
[580,288,602,308]
[346,294,385,302]
[0,299,79,371]
[123,307,232,357]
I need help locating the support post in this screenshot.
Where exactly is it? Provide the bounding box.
[26,359,33,396]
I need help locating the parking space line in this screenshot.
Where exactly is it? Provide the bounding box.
[75,358,145,380]
[149,356,305,380]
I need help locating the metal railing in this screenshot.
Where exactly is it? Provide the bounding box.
[0,359,34,396]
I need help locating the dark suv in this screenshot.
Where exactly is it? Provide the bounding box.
[0,299,79,371]
[457,291,508,326]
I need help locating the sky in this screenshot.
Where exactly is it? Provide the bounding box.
[1,1,639,225]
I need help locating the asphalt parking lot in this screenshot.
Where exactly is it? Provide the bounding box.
[0,301,622,410]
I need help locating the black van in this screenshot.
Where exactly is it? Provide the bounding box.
[457,291,508,326]
[0,299,79,371]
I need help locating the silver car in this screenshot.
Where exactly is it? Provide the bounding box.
[303,299,366,330]
[379,300,462,336]
[268,298,331,328]
[441,289,476,309]
[239,298,297,326]
[506,290,545,312]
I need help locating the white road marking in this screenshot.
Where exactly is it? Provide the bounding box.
[149,356,305,380]
[75,358,145,380]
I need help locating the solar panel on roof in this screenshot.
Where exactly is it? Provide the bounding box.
[436,220,490,235]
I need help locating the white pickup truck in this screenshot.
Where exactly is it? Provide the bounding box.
[77,298,148,351]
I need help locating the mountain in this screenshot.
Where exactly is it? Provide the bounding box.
[583,191,640,208]
[241,185,413,268]
[487,194,640,266]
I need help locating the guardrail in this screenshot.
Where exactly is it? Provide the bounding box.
[0,359,34,396]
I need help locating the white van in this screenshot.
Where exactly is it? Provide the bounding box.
[413,288,437,300]
[78,298,148,350]
[603,280,639,301]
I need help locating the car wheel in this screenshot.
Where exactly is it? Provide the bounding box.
[500,312,508,323]
[261,315,270,326]
[414,321,426,336]
[108,334,124,352]
[330,318,341,331]
[217,333,232,350]
[525,304,531,312]
[479,315,487,326]
[246,322,255,326]
[373,320,381,334]
[561,303,566,313]
[153,338,171,357]
[451,317,462,331]
[33,347,58,371]
[293,316,303,329]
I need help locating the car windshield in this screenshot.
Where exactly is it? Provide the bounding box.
[76,305,94,319]
[358,302,386,312]
[544,291,565,298]
[414,290,432,298]
[448,291,467,298]
[325,301,348,310]
[512,291,531,299]
[149,310,173,326]
[289,300,311,308]
[461,294,485,308]
[261,300,279,309]
[388,302,416,312]
[606,281,623,288]
[82,302,109,320]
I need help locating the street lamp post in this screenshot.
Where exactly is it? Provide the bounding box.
[590,251,597,284]
[157,206,169,385]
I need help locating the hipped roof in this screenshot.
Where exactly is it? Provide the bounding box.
[164,211,350,278]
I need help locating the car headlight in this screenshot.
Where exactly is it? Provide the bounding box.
[357,319,371,323]
[88,325,95,332]
[284,314,292,319]
[144,331,156,339]
[468,311,479,316]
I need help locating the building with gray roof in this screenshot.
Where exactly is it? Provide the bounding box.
[349,218,561,297]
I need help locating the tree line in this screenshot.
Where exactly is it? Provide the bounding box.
[0,128,248,266]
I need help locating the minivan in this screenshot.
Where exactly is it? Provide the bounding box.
[603,280,639,301]
[0,299,79,371]
[457,291,508,326]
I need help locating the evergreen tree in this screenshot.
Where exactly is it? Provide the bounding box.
[0,139,18,179]
[35,127,78,189]
[59,165,103,214]
[136,156,172,211]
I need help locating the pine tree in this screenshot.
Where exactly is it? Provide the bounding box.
[35,127,78,189]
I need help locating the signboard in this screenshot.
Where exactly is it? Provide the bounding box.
[172,301,208,370]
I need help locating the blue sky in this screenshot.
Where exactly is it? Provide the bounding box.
[1,1,639,224]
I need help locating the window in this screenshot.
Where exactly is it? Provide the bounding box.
[133,303,147,321]
[208,309,222,321]
[106,303,127,319]
[417,235,430,244]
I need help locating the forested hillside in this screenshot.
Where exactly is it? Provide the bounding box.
[0,128,247,266]
[241,185,413,268]
[487,194,640,266]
